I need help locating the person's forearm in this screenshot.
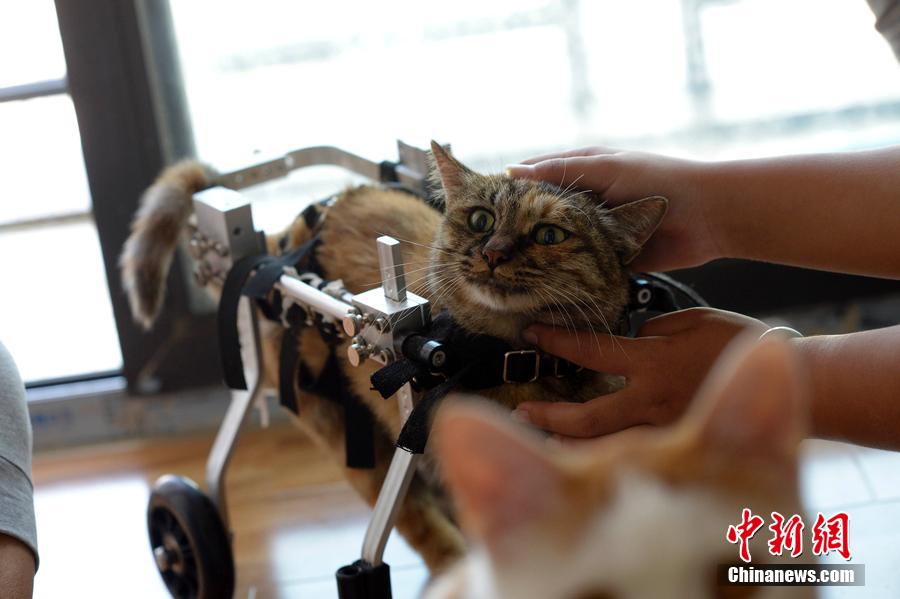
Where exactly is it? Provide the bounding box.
[797,325,900,449]
[702,146,900,278]
[0,534,34,599]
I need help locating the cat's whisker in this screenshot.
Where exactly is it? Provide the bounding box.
[427,275,466,314]
[531,287,561,330]
[540,285,576,338]
[552,280,630,359]
[557,172,585,200]
[425,270,463,305]
[357,261,452,289]
[540,277,614,347]
[551,284,602,353]
[375,231,460,257]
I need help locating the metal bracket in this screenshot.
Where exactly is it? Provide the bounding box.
[214,141,431,197]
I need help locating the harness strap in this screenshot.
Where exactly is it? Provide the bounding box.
[217,236,321,391]
[278,305,306,413]
[217,253,277,390]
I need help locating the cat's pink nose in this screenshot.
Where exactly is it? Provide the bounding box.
[482,238,512,269]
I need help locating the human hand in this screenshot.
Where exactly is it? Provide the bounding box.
[513,307,767,439]
[507,147,722,272]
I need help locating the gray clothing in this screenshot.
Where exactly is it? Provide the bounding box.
[868,0,900,59]
[0,340,37,567]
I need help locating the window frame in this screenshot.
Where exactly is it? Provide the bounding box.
[51,0,221,393]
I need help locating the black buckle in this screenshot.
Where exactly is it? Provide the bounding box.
[503,350,541,383]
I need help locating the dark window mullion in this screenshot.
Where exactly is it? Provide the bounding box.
[54,0,220,393]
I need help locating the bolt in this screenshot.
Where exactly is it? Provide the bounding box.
[374,317,390,333]
[347,339,371,367]
[431,350,447,368]
[376,348,395,365]
[343,312,364,337]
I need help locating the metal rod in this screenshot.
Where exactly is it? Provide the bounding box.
[276,275,353,322]
[361,446,419,566]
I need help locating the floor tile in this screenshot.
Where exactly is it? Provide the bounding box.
[800,440,873,510]
[851,447,900,502]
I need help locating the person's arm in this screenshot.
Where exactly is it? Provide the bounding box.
[515,312,900,450]
[798,325,900,449]
[0,533,35,599]
[508,146,900,278]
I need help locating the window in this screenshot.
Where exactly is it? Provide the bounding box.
[0,1,122,384]
[169,0,900,169]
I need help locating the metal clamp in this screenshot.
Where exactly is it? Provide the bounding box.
[502,350,541,384]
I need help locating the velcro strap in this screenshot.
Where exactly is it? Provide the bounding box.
[216,236,320,391]
[217,254,276,390]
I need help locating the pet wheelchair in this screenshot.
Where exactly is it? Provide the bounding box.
[144,141,706,599]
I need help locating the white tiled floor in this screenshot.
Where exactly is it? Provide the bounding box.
[800,440,900,598]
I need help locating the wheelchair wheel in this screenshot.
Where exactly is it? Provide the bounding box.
[147,475,235,599]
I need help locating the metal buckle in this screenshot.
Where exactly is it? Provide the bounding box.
[503,350,541,384]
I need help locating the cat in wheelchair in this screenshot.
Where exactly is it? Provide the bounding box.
[120,142,667,573]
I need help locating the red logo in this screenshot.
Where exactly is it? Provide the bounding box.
[726,508,765,563]
[811,512,851,560]
[726,510,851,562]
[768,512,805,557]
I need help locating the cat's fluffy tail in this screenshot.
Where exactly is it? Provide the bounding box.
[120,160,213,330]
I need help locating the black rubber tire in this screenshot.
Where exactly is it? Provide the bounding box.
[147,475,235,599]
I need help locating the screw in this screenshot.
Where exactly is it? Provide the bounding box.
[374,317,390,333]
[376,348,395,365]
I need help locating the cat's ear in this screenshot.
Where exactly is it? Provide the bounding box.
[690,334,808,466]
[430,140,474,204]
[434,400,565,553]
[605,196,668,264]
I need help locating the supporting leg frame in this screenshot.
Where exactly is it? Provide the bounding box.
[205,297,264,530]
[336,385,420,599]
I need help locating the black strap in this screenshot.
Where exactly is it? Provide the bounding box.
[378,160,399,183]
[217,236,320,391]
[396,367,469,454]
[278,305,306,414]
[295,347,375,469]
[217,253,276,390]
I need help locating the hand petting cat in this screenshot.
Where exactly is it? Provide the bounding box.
[509,145,900,450]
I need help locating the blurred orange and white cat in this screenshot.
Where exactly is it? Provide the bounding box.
[429,335,814,599]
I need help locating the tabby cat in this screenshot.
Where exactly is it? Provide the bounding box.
[428,335,813,599]
[120,142,668,572]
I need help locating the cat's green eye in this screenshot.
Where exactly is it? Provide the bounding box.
[533,224,568,245]
[468,208,495,233]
